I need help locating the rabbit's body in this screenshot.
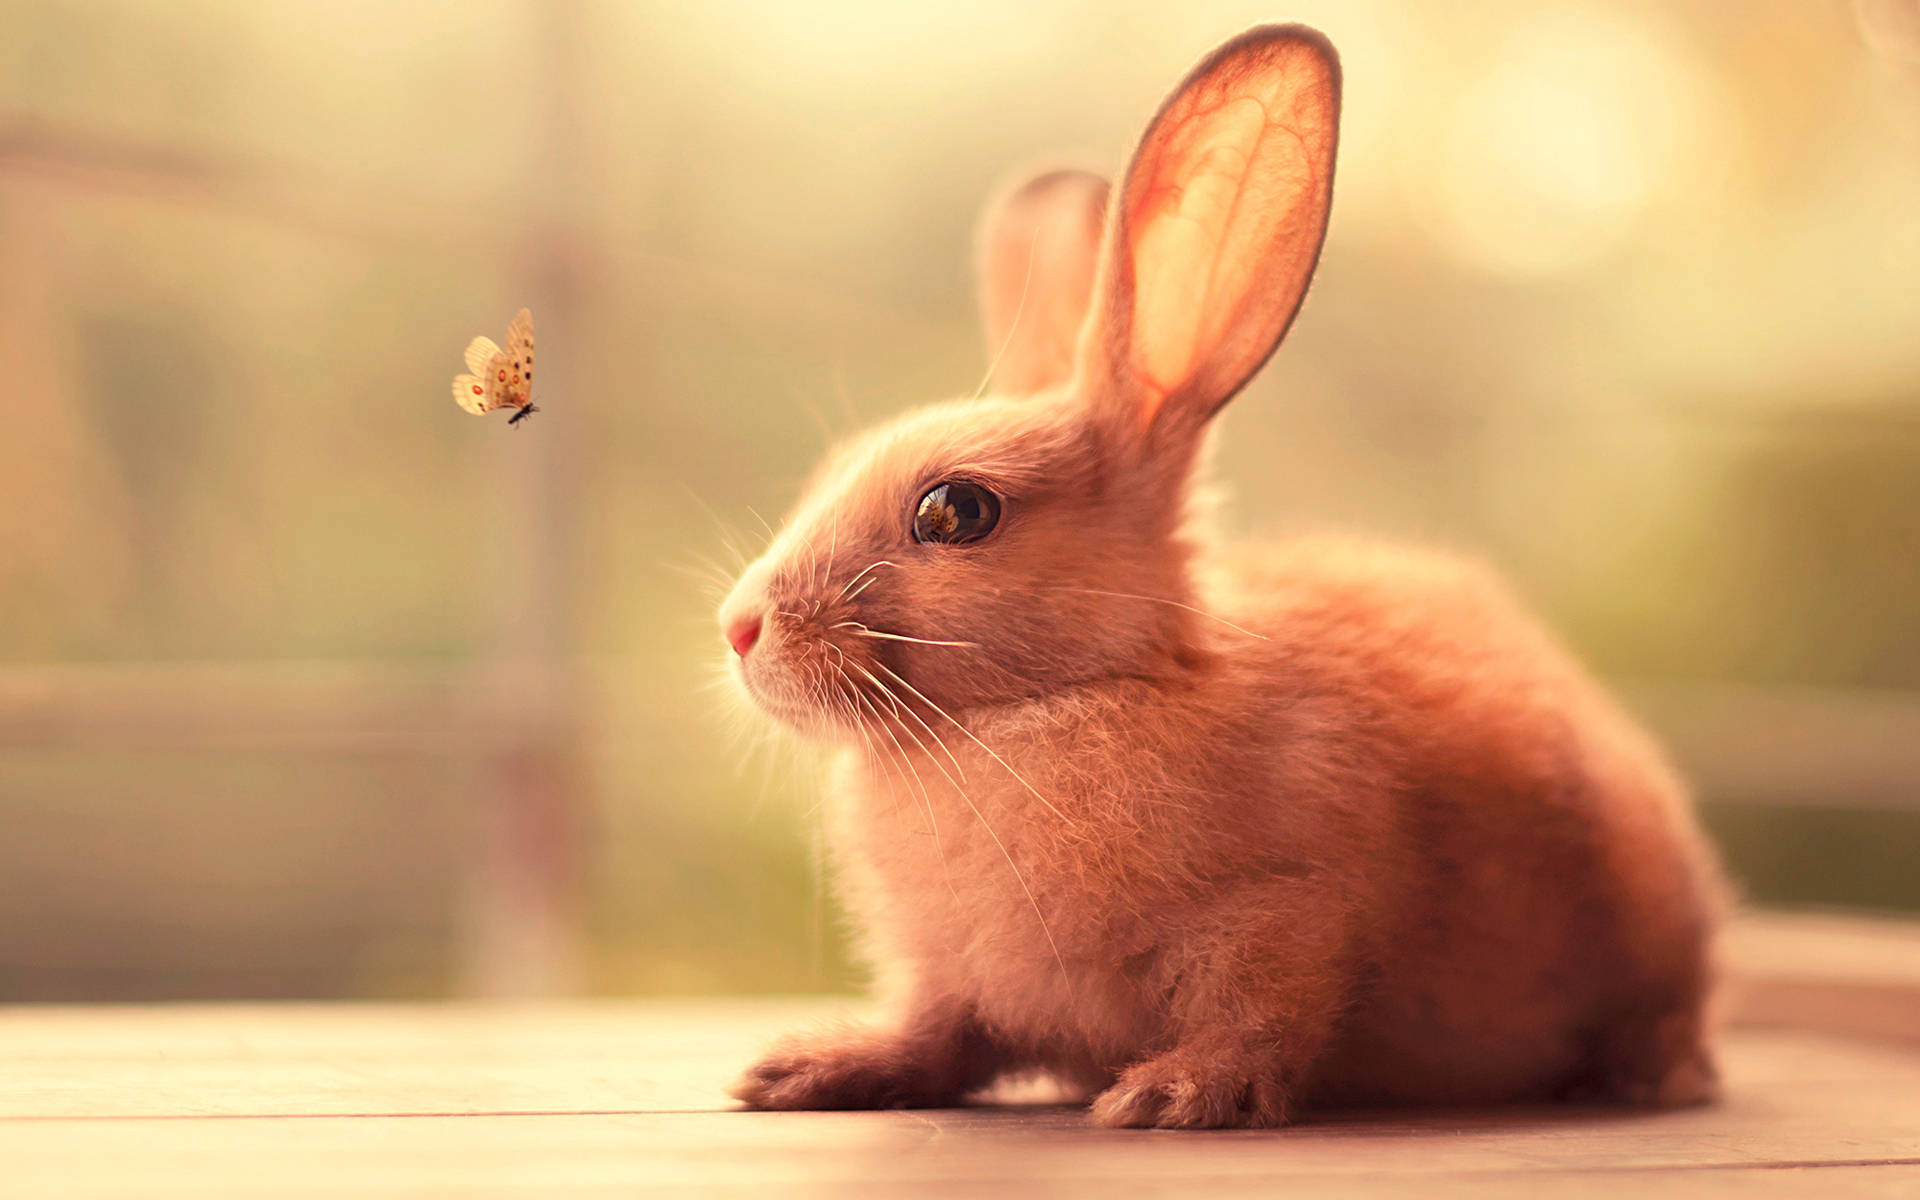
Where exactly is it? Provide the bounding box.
[820,536,1719,1115]
[719,26,1723,1127]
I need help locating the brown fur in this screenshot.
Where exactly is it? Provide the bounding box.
[716,24,1726,1129]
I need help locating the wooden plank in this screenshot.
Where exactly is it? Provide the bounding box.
[3,1006,1919,1196]
[0,998,836,1119]
[4,913,1920,1195]
[2,1034,1917,1197]
[5,1116,1918,1199]
[4,912,1911,1120]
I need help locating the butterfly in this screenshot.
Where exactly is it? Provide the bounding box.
[452,308,538,426]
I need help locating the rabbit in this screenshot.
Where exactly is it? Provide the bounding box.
[715,24,1726,1129]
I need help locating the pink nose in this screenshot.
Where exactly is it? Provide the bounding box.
[726,614,763,657]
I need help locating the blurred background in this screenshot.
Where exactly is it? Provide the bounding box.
[2,0,1917,1001]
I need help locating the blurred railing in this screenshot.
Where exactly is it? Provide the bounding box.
[1,657,1916,998]
[0,2,598,998]
[8,666,1915,809]
[1629,682,1920,813]
[0,660,579,999]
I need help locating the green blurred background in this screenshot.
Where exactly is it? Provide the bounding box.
[2,0,1917,1001]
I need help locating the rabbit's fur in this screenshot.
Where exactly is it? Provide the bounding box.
[717,25,1725,1129]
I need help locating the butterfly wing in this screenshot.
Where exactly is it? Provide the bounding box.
[464,336,503,378]
[503,308,534,408]
[506,309,533,365]
[453,373,494,414]
[454,338,513,415]
[450,314,535,417]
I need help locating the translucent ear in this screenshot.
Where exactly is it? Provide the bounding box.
[1084,26,1340,432]
[974,169,1110,395]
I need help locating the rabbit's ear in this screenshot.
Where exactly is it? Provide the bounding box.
[975,169,1110,395]
[1080,26,1339,438]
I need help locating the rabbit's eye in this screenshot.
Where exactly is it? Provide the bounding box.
[913,481,1000,545]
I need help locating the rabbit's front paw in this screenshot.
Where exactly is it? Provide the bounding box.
[730,1030,945,1111]
[1091,1049,1288,1129]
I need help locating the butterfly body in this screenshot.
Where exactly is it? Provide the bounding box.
[452,308,537,423]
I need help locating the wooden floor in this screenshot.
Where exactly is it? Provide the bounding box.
[6,915,1920,1197]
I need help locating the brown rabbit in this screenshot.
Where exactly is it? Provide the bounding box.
[716,24,1726,1129]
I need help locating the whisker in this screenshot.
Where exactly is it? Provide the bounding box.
[666,562,732,599]
[853,688,915,789]
[1045,586,1268,640]
[837,560,898,601]
[666,556,729,582]
[682,486,752,570]
[842,577,877,602]
[667,554,736,590]
[846,669,963,895]
[848,659,968,787]
[970,237,1037,402]
[796,391,837,448]
[830,656,920,830]
[853,687,943,845]
[870,661,1076,829]
[827,698,897,827]
[863,669,1073,996]
[833,622,979,649]
[825,515,839,597]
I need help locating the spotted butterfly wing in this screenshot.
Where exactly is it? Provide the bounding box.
[450,310,537,421]
[454,337,508,414]
[504,308,534,403]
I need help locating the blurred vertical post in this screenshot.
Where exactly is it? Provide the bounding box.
[464,0,593,996]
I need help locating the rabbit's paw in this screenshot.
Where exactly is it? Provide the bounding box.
[1091,1049,1288,1129]
[730,1030,945,1111]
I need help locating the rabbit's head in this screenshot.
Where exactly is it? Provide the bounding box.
[720,26,1340,737]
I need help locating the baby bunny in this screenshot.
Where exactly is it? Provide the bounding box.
[717,24,1725,1129]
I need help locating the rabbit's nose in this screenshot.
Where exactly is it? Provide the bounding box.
[725,613,764,657]
[718,558,774,657]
